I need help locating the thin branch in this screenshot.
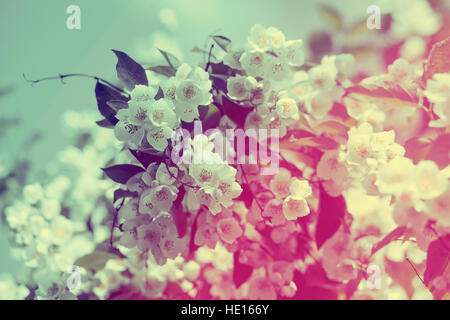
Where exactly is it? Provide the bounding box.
[163,160,199,189]
[110,197,125,248]
[239,164,270,223]
[204,43,215,72]
[405,257,426,287]
[23,73,129,98]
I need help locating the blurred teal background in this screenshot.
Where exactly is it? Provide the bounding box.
[0,0,371,276]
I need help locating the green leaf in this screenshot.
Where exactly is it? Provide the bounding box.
[96,118,114,128]
[318,5,343,31]
[106,100,128,111]
[157,48,181,71]
[74,251,119,272]
[212,35,231,52]
[102,164,145,184]
[147,65,176,77]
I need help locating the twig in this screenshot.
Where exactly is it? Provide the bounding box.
[204,44,215,72]
[239,164,270,223]
[405,257,426,287]
[110,197,125,248]
[163,160,199,189]
[23,73,129,98]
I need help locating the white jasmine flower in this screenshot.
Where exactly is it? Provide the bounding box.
[176,80,208,106]
[375,157,415,196]
[267,26,286,49]
[248,24,270,50]
[127,100,152,126]
[156,163,178,186]
[146,126,173,151]
[279,40,304,66]
[175,102,200,123]
[40,198,61,220]
[276,97,299,120]
[160,77,179,103]
[23,183,44,205]
[283,196,310,220]
[289,179,312,200]
[136,223,162,252]
[414,161,449,200]
[130,84,156,102]
[114,109,145,147]
[240,50,266,78]
[0,273,29,300]
[227,75,254,100]
[148,99,178,128]
[309,65,337,92]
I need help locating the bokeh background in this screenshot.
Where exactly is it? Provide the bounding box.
[0,0,375,276]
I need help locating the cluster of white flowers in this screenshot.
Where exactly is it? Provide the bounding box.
[2,111,121,299]
[118,163,186,265]
[378,0,441,39]
[115,64,212,151]
[222,25,356,137]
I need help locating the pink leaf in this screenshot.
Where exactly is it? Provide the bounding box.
[424,134,450,169]
[315,185,347,249]
[423,36,450,82]
[346,74,420,109]
[423,235,450,286]
[371,226,407,256]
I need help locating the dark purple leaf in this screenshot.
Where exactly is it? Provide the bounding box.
[113,189,138,204]
[129,149,163,169]
[308,32,332,63]
[222,96,254,128]
[95,82,128,125]
[112,50,148,90]
[154,87,164,100]
[102,164,145,184]
[171,188,187,238]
